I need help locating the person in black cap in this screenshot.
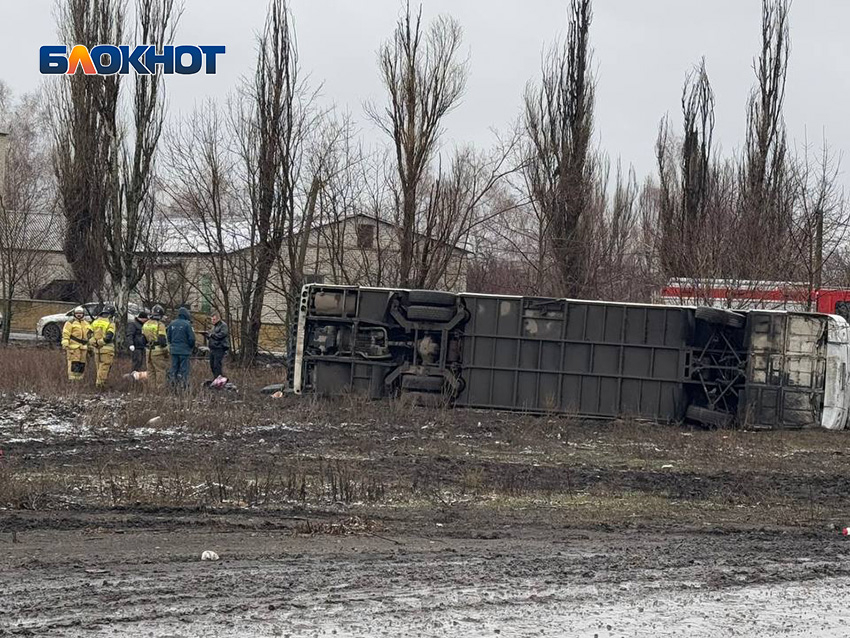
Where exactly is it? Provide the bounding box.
[126,309,149,373]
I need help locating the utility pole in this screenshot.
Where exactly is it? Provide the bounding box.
[815,206,824,290]
[812,206,824,312]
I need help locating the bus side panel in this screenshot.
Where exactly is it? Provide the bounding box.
[455,296,690,421]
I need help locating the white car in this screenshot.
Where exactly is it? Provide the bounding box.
[36,302,144,343]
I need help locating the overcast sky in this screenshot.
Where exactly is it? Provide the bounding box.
[1,0,849,182]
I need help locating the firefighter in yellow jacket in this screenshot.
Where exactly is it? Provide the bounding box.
[143,305,169,388]
[61,306,90,382]
[88,304,117,389]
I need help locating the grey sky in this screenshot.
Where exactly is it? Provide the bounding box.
[1,0,848,181]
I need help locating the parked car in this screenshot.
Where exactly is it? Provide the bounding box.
[36,302,144,343]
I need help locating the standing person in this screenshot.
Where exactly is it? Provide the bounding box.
[61,306,90,382]
[143,305,169,388]
[206,310,230,380]
[88,304,116,389]
[166,307,196,389]
[126,310,149,374]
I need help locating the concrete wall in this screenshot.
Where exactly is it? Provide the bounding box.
[7,298,74,333]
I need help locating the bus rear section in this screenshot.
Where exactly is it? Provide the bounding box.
[291,285,848,429]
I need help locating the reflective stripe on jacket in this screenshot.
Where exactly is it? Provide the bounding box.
[143,320,169,356]
[89,317,117,353]
[62,319,90,350]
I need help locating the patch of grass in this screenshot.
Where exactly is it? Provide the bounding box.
[4,341,850,531]
[0,344,284,398]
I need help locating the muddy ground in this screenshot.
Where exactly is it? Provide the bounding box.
[2,369,850,635]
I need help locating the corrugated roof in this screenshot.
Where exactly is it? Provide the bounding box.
[157,216,257,254]
[10,211,65,252]
[10,211,470,256]
[8,212,253,255]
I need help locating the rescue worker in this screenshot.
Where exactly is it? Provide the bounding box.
[88,304,117,389]
[206,310,230,380]
[143,305,169,388]
[61,306,90,382]
[126,310,149,373]
[166,306,196,389]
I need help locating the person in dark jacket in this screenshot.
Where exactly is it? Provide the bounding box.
[166,307,196,388]
[125,310,149,373]
[205,311,230,379]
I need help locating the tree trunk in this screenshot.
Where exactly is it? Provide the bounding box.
[114,273,130,351]
[399,183,416,287]
[242,247,275,364]
[1,291,13,345]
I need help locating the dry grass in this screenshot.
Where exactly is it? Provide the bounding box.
[0,344,284,397]
[3,344,850,530]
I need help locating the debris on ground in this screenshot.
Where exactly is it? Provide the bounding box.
[260,383,285,395]
[201,550,220,561]
[295,516,380,537]
[203,376,237,391]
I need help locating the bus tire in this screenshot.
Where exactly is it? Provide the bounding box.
[408,290,457,307]
[406,305,456,323]
[402,374,445,392]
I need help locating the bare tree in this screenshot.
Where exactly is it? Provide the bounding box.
[103,0,180,344]
[413,143,516,289]
[655,117,679,277]
[163,101,249,347]
[368,2,467,287]
[587,161,644,300]
[657,59,716,278]
[523,0,596,297]
[0,90,54,343]
[788,135,849,306]
[51,0,124,302]
[738,0,793,279]
[234,0,314,362]
[272,116,340,329]
[311,139,406,288]
[680,61,715,264]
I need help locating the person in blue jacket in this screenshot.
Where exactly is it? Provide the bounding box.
[166,306,196,388]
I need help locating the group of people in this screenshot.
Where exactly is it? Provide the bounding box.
[61,304,230,390]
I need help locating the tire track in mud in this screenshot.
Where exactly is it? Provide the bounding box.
[2,525,850,637]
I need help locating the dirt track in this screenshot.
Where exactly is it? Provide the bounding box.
[2,511,850,637]
[3,385,850,635]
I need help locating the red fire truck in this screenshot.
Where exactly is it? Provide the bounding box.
[660,278,850,320]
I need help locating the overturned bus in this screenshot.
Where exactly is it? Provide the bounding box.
[289,285,850,430]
